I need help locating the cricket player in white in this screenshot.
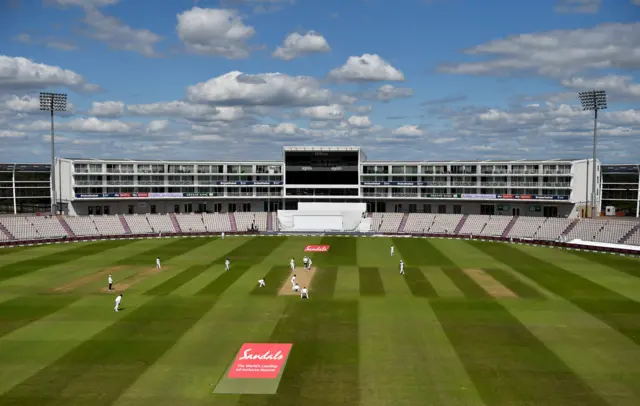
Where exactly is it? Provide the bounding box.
[303,256,308,269]
[301,287,309,299]
[221,232,225,240]
[225,258,230,271]
[293,283,300,292]
[291,274,296,288]
[307,258,312,270]
[290,258,295,272]
[108,275,113,291]
[156,257,161,270]
[114,294,123,312]
[258,278,266,287]
[390,245,395,256]
[399,260,405,275]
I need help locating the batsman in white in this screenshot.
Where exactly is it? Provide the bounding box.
[293,283,300,292]
[390,245,395,256]
[258,278,266,287]
[291,274,297,288]
[303,256,308,269]
[114,294,123,312]
[399,259,405,275]
[225,257,231,271]
[307,258,313,270]
[301,287,309,299]
[156,257,161,270]
[108,274,113,291]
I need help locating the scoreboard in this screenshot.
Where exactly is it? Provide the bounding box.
[284,150,359,185]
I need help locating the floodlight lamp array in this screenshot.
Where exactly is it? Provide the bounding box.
[578,90,607,111]
[39,92,68,112]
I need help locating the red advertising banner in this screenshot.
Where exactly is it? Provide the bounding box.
[227,343,293,379]
[304,245,330,252]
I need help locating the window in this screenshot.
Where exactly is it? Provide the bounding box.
[453,205,462,214]
[408,204,417,213]
[151,204,157,214]
[543,206,558,217]
[128,205,134,214]
[88,206,94,215]
[184,203,193,213]
[423,204,432,213]
[103,206,110,215]
[174,205,180,213]
[438,204,446,214]
[480,204,495,215]
[95,206,102,215]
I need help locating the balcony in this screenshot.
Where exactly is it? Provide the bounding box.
[363,192,389,197]
[422,181,448,186]
[542,182,571,188]
[511,182,539,187]
[106,181,134,186]
[484,182,508,186]
[168,180,194,185]
[451,182,476,186]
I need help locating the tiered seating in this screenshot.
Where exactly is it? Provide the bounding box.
[565,219,608,242]
[626,228,640,246]
[507,217,547,239]
[92,215,126,235]
[235,212,268,231]
[428,214,463,234]
[459,215,490,235]
[202,213,232,232]
[175,214,206,232]
[534,218,572,241]
[65,216,100,236]
[123,215,153,234]
[403,213,436,233]
[371,213,404,233]
[593,220,638,244]
[146,214,175,233]
[0,216,39,240]
[480,216,513,237]
[29,216,67,238]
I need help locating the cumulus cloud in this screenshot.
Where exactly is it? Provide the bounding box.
[299,104,344,120]
[89,101,125,117]
[186,71,332,106]
[555,0,601,13]
[362,84,413,102]
[561,75,640,100]
[65,117,141,133]
[0,56,100,92]
[273,31,331,60]
[177,8,255,58]
[392,124,424,136]
[328,54,405,82]
[15,34,77,51]
[47,0,120,6]
[347,115,372,128]
[438,22,640,78]
[146,119,169,133]
[82,7,162,57]
[252,122,298,135]
[128,101,244,122]
[0,130,26,138]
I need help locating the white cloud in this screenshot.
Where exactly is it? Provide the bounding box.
[47,0,120,6]
[328,54,405,82]
[128,101,244,122]
[146,119,169,133]
[186,71,332,106]
[299,104,344,120]
[2,95,40,113]
[82,7,162,57]
[0,55,100,92]
[89,101,125,117]
[252,122,298,135]
[555,0,601,13]
[177,8,255,59]
[0,130,26,138]
[392,124,424,136]
[15,34,77,51]
[42,134,71,142]
[363,84,413,102]
[190,134,225,141]
[273,31,331,60]
[561,75,640,99]
[347,115,372,128]
[66,117,140,133]
[438,22,640,78]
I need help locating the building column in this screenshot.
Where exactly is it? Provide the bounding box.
[12,164,17,215]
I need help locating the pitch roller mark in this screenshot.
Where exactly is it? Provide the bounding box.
[358,267,385,296]
[403,267,438,298]
[470,241,640,346]
[197,237,287,296]
[310,267,338,298]
[442,267,492,299]
[0,296,219,406]
[483,268,545,299]
[0,240,137,283]
[0,295,81,339]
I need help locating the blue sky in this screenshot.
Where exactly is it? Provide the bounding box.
[0,0,639,163]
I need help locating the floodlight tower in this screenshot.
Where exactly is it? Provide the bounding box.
[40,92,67,215]
[578,90,607,218]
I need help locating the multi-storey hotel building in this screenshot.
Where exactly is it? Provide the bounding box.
[47,147,609,218]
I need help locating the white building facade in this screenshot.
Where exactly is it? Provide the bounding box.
[54,147,604,218]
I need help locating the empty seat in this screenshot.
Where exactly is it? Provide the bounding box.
[92,215,126,235]
[480,216,513,237]
[64,216,100,236]
[175,214,206,232]
[428,214,463,234]
[123,214,153,234]
[202,213,232,232]
[146,214,175,233]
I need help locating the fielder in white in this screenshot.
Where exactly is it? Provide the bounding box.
[258,278,266,287]
[293,283,300,292]
[307,258,313,270]
[291,274,297,287]
[114,294,123,312]
[225,258,230,271]
[156,257,161,270]
[399,260,405,275]
[300,287,309,299]
[390,245,395,256]
[289,258,295,272]
[108,274,113,291]
[221,232,225,240]
[303,256,308,269]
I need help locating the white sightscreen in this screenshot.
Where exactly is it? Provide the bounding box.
[293,215,342,231]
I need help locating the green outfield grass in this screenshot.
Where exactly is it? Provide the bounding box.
[0,236,639,406]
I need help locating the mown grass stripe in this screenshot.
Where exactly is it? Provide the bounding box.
[318,236,357,266]
[145,264,209,296]
[441,267,492,299]
[197,237,287,296]
[0,296,219,406]
[571,250,640,279]
[250,265,290,296]
[237,299,359,406]
[311,267,338,298]
[392,238,452,266]
[431,299,609,406]
[403,267,438,298]
[0,246,31,256]
[116,237,212,266]
[358,267,385,296]
[470,241,640,346]
[0,240,136,283]
[484,268,546,299]
[0,295,81,339]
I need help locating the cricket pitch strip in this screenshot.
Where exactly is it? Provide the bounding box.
[278,266,316,296]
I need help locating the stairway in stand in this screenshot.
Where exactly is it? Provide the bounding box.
[229,213,238,232]
[119,215,132,234]
[169,214,182,233]
[501,216,518,238]
[0,222,15,240]
[398,213,409,233]
[620,223,640,244]
[57,216,75,237]
[453,215,467,235]
[266,212,273,231]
